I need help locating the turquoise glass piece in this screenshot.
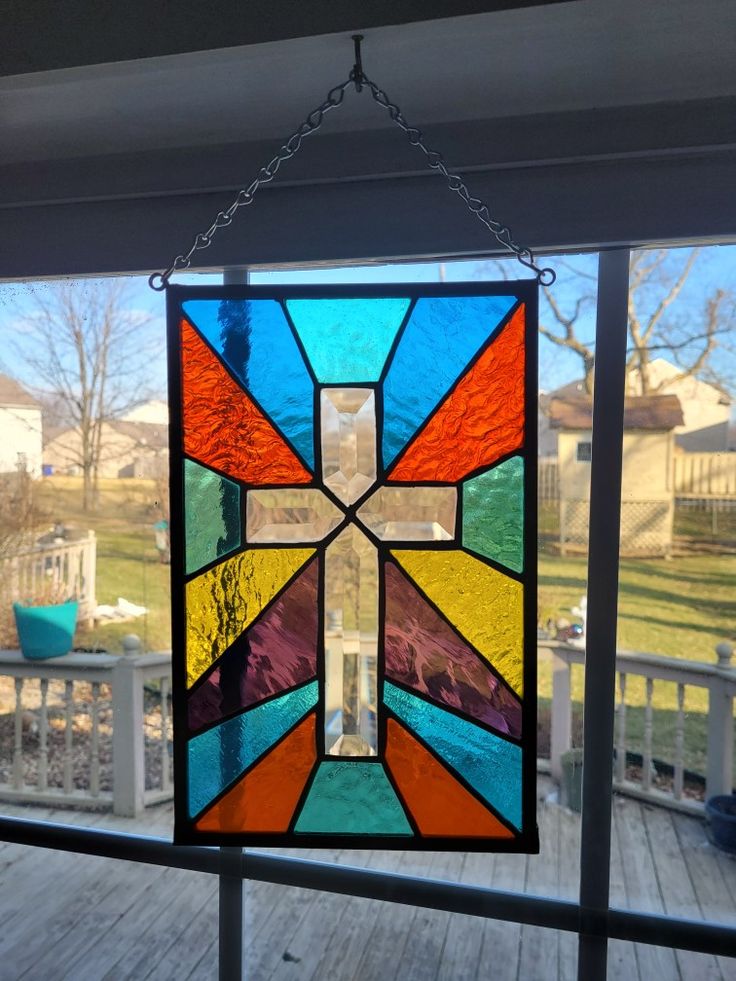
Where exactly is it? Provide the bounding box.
[285,298,410,383]
[184,459,241,575]
[383,681,521,829]
[188,680,317,817]
[183,299,315,467]
[295,761,413,835]
[463,456,524,573]
[382,295,517,468]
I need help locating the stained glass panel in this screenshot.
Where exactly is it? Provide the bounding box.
[169,283,538,851]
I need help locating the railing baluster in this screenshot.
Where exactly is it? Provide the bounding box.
[160,676,171,792]
[38,678,49,793]
[13,678,24,790]
[643,677,654,791]
[674,683,686,800]
[616,672,627,783]
[64,680,74,795]
[90,681,100,797]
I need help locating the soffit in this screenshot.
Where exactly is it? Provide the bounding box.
[2,0,735,166]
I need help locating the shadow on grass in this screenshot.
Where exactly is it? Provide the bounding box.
[616,610,734,640]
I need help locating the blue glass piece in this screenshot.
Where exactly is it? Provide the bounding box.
[188,680,317,817]
[183,299,314,468]
[184,459,241,575]
[294,761,413,835]
[285,298,410,382]
[382,296,517,468]
[383,681,521,829]
[463,456,524,573]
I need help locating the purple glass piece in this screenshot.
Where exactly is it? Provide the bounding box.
[188,557,319,732]
[384,561,522,738]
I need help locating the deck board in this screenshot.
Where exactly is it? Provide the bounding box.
[0,783,733,980]
[643,806,723,981]
[517,797,561,981]
[615,797,682,978]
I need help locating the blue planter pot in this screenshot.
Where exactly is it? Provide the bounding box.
[13,601,78,660]
[705,795,736,854]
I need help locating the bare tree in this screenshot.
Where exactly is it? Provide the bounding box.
[16,280,155,510]
[536,249,733,395]
[0,461,45,557]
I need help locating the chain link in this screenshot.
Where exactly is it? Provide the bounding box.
[362,75,555,285]
[149,69,555,290]
[148,79,353,290]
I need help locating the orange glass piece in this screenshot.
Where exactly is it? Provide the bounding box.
[385,717,514,838]
[388,305,525,483]
[195,712,317,833]
[181,318,311,484]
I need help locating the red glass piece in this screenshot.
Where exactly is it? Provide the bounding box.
[181,317,311,484]
[188,558,319,732]
[384,561,521,738]
[385,718,514,838]
[388,305,525,482]
[195,713,317,833]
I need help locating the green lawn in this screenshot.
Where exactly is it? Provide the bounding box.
[31,478,735,779]
[36,477,171,654]
[537,548,736,780]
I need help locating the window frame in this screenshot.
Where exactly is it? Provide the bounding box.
[1,251,734,981]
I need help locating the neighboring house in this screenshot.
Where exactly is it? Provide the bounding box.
[538,392,558,457]
[548,359,731,452]
[0,374,42,477]
[44,420,168,478]
[549,394,684,555]
[121,399,169,426]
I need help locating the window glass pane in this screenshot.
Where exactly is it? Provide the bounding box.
[610,244,736,947]
[0,275,172,836]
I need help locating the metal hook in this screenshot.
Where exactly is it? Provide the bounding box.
[351,35,364,93]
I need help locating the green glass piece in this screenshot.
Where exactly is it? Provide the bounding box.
[462,456,524,573]
[184,459,241,575]
[294,761,413,835]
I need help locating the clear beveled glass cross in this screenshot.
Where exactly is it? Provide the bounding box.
[245,387,457,757]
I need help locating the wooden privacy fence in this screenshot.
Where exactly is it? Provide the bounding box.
[0,532,97,627]
[548,639,735,814]
[0,636,171,816]
[674,452,736,498]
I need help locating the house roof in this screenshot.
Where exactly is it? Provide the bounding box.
[43,419,169,450]
[552,362,733,405]
[0,374,39,408]
[108,420,169,450]
[548,395,684,431]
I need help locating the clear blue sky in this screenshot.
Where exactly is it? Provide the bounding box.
[0,245,733,401]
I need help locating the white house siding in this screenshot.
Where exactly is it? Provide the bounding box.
[625,359,731,451]
[0,405,43,477]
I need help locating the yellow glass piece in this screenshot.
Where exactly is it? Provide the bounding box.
[186,548,315,687]
[391,549,524,696]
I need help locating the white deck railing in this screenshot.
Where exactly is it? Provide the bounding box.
[3,633,732,818]
[0,635,171,816]
[547,639,735,814]
[1,532,97,627]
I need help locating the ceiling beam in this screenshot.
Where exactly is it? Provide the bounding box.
[1,0,568,76]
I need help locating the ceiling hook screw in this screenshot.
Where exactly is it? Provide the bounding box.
[351,35,365,93]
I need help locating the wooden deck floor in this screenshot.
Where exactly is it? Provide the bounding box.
[0,780,734,980]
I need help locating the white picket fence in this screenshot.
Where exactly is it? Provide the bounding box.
[1,533,97,627]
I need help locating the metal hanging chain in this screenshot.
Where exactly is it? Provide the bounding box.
[149,37,555,290]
